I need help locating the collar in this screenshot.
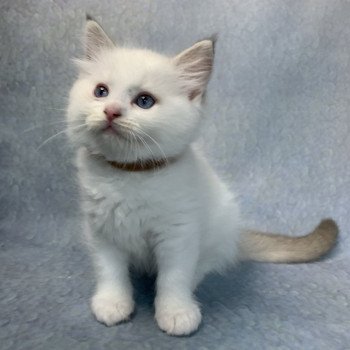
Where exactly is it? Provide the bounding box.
[88,149,178,172]
[107,158,171,172]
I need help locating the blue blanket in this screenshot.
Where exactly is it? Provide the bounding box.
[1,1,349,349]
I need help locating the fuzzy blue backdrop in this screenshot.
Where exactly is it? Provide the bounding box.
[1,1,349,349]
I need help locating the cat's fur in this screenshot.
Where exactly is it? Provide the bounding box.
[66,19,338,336]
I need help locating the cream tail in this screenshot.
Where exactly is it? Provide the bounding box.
[239,219,339,263]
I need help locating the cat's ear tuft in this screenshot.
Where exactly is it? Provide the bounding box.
[173,38,215,101]
[85,18,115,60]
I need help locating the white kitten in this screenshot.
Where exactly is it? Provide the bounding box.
[66,19,338,336]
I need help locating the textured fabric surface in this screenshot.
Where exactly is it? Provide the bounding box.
[1,1,350,349]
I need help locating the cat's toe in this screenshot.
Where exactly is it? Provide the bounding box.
[91,294,134,326]
[155,300,201,336]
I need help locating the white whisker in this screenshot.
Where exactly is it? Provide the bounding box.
[22,120,68,134]
[35,124,86,151]
[133,127,169,164]
[42,107,68,112]
[123,127,133,167]
[134,133,159,168]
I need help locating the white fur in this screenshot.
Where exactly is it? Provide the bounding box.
[67,22,241,336]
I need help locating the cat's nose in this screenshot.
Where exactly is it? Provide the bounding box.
[104,104,122,122]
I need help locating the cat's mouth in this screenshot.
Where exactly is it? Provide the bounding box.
[103,125,117,134]
[101,124,129,141]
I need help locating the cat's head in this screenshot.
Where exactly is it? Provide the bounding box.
[67,19,215,163]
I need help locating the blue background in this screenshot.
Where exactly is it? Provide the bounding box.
[1,1,349,349]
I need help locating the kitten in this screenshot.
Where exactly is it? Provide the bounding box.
[66,18,338,336]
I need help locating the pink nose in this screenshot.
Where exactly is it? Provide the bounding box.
[104,105,122,122]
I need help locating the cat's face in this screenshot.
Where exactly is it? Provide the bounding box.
[67,20,214,162]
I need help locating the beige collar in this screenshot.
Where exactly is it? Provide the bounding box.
[89,149,177,172]
[107,158,171,172]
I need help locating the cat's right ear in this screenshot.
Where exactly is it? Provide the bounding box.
[173,38,216,101]
[85,16,115,59]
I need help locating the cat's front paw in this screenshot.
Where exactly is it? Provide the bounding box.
[91,293,134,326]
[155,298,202,336]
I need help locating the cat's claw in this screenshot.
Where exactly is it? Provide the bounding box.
[155,300,202,336]
[91,294,134,326]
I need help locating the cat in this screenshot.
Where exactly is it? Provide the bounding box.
[66,17,338,336]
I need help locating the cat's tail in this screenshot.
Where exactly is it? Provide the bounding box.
[239,219,339,263]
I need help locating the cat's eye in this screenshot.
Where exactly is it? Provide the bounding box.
[94,84,109,98]
[134,93,156,109]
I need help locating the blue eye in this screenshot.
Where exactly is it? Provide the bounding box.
[134,94,156,109]
[94,84,109,98]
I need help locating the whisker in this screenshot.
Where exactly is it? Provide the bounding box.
[129,130,138,165]
[114,120,169,167]
[42,107,68,112]
[133,127,169,164]
[134,133,158,169]
[35,124,86,151]
[116,123,140,167]
[122,127,133,168]
[130,131,139,164]
[22,120,69,134]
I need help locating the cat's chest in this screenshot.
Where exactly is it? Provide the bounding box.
[83,176,151,237]
[77,149,204,244]
[83,183,151,270]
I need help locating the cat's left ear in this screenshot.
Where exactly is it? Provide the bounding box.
[173,38,215,101]
[85,16,115,59]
